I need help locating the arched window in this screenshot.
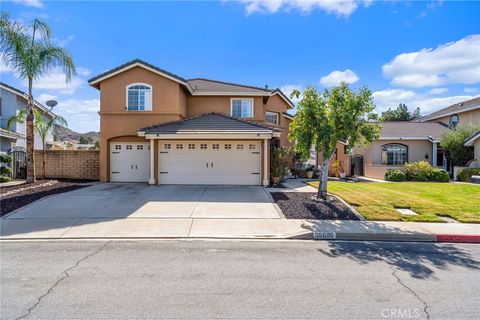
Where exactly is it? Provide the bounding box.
[126,83,152,111]
[381,144,408,165]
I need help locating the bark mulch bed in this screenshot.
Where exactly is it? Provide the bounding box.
[0,180,90,217]
[270,192,360,220]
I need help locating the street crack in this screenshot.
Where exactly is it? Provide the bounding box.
[15,241,111,320]
[391,266,431,320]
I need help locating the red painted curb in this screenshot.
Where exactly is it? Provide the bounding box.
[436,234,480,243]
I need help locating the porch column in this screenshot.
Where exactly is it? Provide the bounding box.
[263,139,269,187]
[432,142,438,167]
[148,139,155,185]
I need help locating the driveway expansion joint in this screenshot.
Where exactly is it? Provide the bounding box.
[14,241,111,320]
[390,266,431,320]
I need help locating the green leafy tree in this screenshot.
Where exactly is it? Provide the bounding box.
[290,82,381,200]
[8,108,67,178]
[0,12,75,183]
[380,103,420,121]
[440,125,478,167]
[79,135,93,145]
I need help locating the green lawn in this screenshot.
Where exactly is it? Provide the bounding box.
[307,181,480,223]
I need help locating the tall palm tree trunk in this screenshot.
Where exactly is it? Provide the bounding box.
[26,78,36,183]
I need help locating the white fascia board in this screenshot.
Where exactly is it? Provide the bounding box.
[465,132,480,146]
[143,132,274,140]
[378,137,431,141]
[191,91,270,97]
[420,105,480,122]
[282,113,294,120]
[89,62,192,93]
[272,91,295,109]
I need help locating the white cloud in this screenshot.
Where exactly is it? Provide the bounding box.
[373,88,474,115]
[0,52,15,74]
[12,0,43,8]
[241,0,371,17]
[426,87,448,95]
[37,93,58,105]
[53,35,75,48]
[464,87,479,93]
[382,35,480,88]
[26,67,91,95]
[320,69,359,87]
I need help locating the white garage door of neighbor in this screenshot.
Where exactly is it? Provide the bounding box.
[159,140,261,185]
[110,142,150,182]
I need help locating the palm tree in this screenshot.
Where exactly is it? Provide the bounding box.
[7,109,67,178]
[0,12,75,183]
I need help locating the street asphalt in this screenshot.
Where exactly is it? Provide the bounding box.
[1,240,479,320]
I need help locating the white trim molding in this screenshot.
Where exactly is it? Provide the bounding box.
[465,131,480,146]
[126,82,153,111]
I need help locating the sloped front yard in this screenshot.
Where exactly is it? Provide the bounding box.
[307,181,480,223]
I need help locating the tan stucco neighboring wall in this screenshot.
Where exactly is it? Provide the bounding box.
[432,109,480,127]
[354,139,433,165]
[352,139,434,179]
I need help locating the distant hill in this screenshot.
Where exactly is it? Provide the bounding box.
[53,124,99,144]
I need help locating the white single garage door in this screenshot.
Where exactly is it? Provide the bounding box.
[158,140,261,185]
[110,142,150,182]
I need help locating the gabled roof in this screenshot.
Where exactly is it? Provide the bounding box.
[0,82,55,117]
[88,59,189,89]
[418,96,480,122]
[87,59,294,107]
[464,129,480,147]
[378,121,449,141]
[139,112,280,134]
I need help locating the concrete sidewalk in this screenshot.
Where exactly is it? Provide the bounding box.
[1,218,479,243]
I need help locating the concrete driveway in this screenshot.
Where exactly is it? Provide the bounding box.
[5,184,281,220]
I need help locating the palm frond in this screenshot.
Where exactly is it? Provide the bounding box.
[6,108,28,131]
[38,46,76,82]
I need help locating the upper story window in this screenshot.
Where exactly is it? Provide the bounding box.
[127,83,152,111]
[231,98,253,118]
[381,144,408,166]
[265,111,279,125]
[449,114,459,127]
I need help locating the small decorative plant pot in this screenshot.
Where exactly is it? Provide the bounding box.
[339,173,347,179]
[306,171,314,178]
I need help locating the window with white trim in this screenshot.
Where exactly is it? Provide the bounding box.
[176,144,183,149]
[212,144,219,150]
[137,145,143,150]
[249,144,256,150]
[231,99,253,118]
[200,144,207,149]
[188,144,195,149]
[127,84,152,111]
[115,145,121,150]
[237,144,244,150]
[265,111,279,125]
[381,144,408,165]
[126,145,133,150]
[164,144,171,149]
[225,144,232,149]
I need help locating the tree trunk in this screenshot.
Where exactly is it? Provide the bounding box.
[42,147,46,179]
[317,157,330,200]
[26,78,36,183]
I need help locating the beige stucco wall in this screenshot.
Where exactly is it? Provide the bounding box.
[352,139,434,179]
[433,109,480,127]
[95,67,292,182]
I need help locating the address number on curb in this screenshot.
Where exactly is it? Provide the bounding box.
[313,231,336,240]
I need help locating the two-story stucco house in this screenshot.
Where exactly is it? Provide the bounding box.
[88,59,294,186]
[0,82,55,153]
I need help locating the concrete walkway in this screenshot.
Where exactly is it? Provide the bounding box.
[2,218,479,242]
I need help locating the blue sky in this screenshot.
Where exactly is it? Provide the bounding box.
[1,0,479,133]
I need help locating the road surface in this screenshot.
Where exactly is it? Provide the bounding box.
[1,240,479,319]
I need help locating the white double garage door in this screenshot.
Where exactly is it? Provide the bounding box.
[110,140,262,185]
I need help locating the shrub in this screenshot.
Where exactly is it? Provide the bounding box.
[0,153,12,164]
[270,147,295,186]
[404,161,432,181]
[430,168,450,182]
[385,170,406,182]
[0,176,11,183]
[441,125,478,166]
[457,168,480,182]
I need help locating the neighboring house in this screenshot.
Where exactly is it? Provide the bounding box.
[352,122,449,179]
[417,96,480,127]
[88,59,294,185]
[0,82,55,153]
[348,96,479,179]
[464,130,480,168]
